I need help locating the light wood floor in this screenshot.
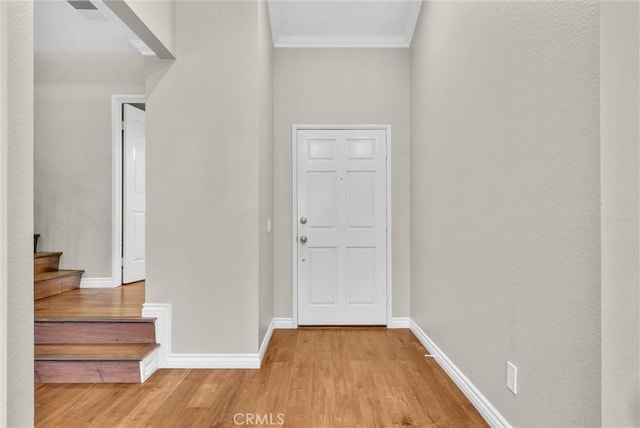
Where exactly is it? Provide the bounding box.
[35,328,487,427]
[35,281,144,318]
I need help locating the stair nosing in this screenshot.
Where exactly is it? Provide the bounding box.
[35,317,156,323]
[34,252,63,258]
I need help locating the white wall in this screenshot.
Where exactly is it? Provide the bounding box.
[601,2,640,426]
[273,48,411,319]
[34,53,145,278]
[2,1,34,426]
[145,0,272,354]
[410,2,600,426]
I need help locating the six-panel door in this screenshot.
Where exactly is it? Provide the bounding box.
[123,104,146,284]
[297,129,387,325]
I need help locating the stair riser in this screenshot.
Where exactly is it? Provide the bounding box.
[35,322,156,344]
[35,360,141,383]
[35,274,82,300]
[34,255,61,274]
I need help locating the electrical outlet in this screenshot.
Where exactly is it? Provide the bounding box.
[506,361,518,394]
[267,217,272,233]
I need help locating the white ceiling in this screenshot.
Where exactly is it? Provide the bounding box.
[268,0,422,48]
[35,0,422,53]
[35,0,151,54]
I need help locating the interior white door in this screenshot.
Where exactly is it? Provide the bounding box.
[297,128,388,325]
[122,104,146,283]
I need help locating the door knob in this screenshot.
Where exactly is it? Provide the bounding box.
[300,217,307,224]
[299,235,308,244]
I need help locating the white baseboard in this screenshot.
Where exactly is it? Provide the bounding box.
[143,303,285,369]
[273,317,295,329]
[80,277,115,288]
[409,319,511,428]
[259,318,276,365]
[165,353,261,369]
[388,317,411,328]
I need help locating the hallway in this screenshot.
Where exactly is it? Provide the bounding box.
[36,328,486,427]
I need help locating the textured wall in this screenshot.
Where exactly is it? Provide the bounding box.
[601,2,640,426]
[145,1,270,353]
[410,2,600,426]
[34,53,145,279]
[4,1,34,426]
[273,48,411,319]
[0,5,8,423]
[258,0,274,345]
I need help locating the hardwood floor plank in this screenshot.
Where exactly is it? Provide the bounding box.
[283,332,314,426]
[37,384,123,427]
[199,370,259,427]
[353,361,390,427]
[186,370,228,409]
[36,328,489,428]
[115,369,192,427]
[84,384,149,428]
[35,384,97,427]
[255,362,291,419]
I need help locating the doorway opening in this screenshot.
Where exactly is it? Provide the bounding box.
[111,95,146,286]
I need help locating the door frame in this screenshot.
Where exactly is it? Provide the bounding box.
[291,124,392,327]
[111,95,145,287]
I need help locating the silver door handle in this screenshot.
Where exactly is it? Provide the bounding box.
[300,217,307,224]
[299,235,308,244]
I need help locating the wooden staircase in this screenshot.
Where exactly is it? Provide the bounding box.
[34,252,84,300]
[33,251,159,383]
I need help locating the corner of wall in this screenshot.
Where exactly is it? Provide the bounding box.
[0,2,8,424]
[5,1,34,426]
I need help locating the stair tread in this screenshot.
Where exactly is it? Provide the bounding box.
[34,252,63,258]
[35,343,159,361]
[35,316,156,323]
[35,270,84,282]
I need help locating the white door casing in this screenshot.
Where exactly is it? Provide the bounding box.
[296,128,389,325]
[122,104,146,283]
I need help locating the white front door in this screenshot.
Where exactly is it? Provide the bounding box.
[297,128,388,325]
[122,104,146,283]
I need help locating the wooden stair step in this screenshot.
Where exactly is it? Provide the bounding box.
[35,317,156,344]
[34,269,84,300]
[35,343,159,360]
[34,251,63,274]
[34,343,160,383]
[35,269,84,282]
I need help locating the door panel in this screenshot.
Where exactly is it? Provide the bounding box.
[308,172,337,228]
[347,171,375,228]
[347,247,376,305]
[123,104,146,284]
[297,128,387,325]
[308,247,338,305]
[308,139,337,160]
[347,138,376,159]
